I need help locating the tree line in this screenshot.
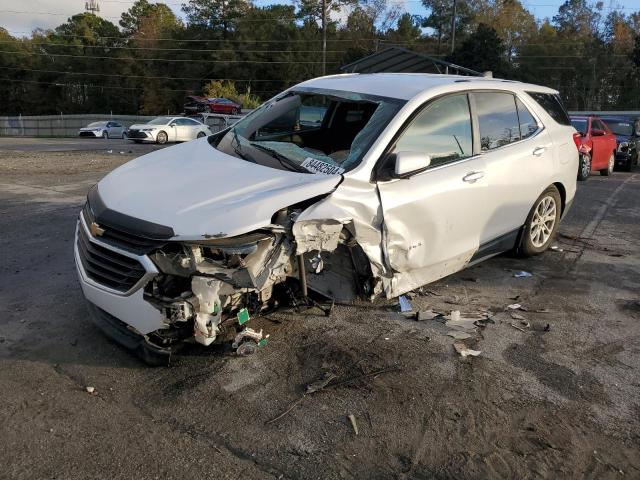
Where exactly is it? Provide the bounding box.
[1,0,639,115]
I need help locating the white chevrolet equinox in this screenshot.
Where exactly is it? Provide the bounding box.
[75,73,578,363]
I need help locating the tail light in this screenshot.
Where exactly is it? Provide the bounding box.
[572,132,582,149]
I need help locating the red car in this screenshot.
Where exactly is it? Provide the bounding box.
[570,115,617,180]
[184,96,242,115]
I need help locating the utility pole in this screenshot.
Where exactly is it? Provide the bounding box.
[322,0,327,76]
[450,0,457,53]
[85,0,100,14]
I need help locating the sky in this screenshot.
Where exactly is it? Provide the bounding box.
[1,0,639,37]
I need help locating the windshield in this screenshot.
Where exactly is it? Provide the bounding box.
[602,119,633,136]
[148,117,173,125]
[571,119,587,134]
[213,88,404,174]
[87,121,107,128]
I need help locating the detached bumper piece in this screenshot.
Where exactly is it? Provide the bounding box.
[86,302,171,366]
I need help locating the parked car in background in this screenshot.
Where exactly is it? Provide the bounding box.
[184,96,242,115]
[599,116,639,171]
[78,121,126,139]
[126,116,212,144]
[75,73,577,363]
[570,115,617,180]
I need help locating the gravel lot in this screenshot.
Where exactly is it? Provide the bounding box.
[0,140,639,479]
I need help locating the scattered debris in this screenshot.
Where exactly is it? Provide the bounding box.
[232,327,267,355]
[423,289,442,296]
[398,295,413,313]
[510,323,528,333]
[544,323,551,332]
[85,386,95,394]
[306,372,338,394]
[416,310,440,321]
[510,312,526,320]
[445,310,480,332]
[453,342,481,357]
[550,245,564,252]
[348,414,359,435]
[106,149,113,154]
[507,303,523,310]
[447,331,472,340]
[513,271,533,278]
[266,366,401,425]
[461,277,479,283]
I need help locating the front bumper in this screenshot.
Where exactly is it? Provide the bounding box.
[79,131,101,137]
[126,129,154,141]
[615,152,633,167]
[74,217,166,335]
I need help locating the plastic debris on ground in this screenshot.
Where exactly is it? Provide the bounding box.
[85,386,95,394]
[507,303,523,310]
[306,372,337,394]
[513,271,533,278]
[348,414,359,435]
[453,342,482,357]
[310,253,324,273]
[550,245,564,252]
[445,310,481,332]
[398,295,413,313]
[447,331,472,340]
[416,309,440,321]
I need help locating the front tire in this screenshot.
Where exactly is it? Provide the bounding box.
[156,131,168,144]
[520,186,562,257]
[600,153,614,176]
[101,130,107,139]
[197,131,206,139]
[577,153,591,181]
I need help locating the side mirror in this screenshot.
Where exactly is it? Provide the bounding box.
[591,129,605,137]
[393,151,431,178]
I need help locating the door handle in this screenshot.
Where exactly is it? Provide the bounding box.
[533,146,547,156]
[462,171,484,183]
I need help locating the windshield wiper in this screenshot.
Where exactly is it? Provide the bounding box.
[231,128,255,162]
[249,142,308,173]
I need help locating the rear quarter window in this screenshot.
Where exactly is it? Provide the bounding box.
[526,92,571,126]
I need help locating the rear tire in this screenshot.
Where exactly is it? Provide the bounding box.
[600,153,614,176]
[156,131,168,144]
[577,153,591,181]
[519,185,562,257]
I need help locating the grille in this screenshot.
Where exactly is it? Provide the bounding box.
[126,129,147,139]
[79,131,97,137]
[77,224,147,293]
[82,204,166,254]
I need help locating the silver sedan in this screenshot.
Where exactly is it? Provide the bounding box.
[78,121,126,139]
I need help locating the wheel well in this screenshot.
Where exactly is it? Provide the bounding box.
[553,182,566,214]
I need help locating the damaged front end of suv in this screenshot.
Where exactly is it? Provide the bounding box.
[75,85,399,364]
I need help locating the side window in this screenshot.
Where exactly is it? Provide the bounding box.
[526,92,571,126]
[185,119,200,125]
[475,92,520,150]
[516,98,538,140]
[593,119,606,132]
[392,94,473,167]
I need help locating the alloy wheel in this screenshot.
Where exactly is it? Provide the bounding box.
[580,154,591,178]
[529,195,557,248]
[608,154,614,174]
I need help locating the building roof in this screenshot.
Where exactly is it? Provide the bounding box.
[339,46,482,77]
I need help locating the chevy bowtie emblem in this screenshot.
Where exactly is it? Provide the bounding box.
[90,222,105,237]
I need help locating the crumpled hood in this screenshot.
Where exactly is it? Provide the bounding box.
[97,138,342,238]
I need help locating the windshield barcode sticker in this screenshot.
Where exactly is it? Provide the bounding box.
[301,157,345,175]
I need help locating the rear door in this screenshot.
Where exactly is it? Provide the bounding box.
[471,91,554,243]
[377,93,491,287]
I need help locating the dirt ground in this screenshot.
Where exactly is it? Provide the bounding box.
[0,146,639,479]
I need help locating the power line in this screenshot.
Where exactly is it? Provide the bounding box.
[0,77,282,94]
[0,40,345,54]
[0,50,338,63]
[0,10,301,22]
[0,65,291,82]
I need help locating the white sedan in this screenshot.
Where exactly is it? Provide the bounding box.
[78,121,126,139]
[126,116,212,144]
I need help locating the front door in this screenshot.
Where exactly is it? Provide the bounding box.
[377,93,490,292]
